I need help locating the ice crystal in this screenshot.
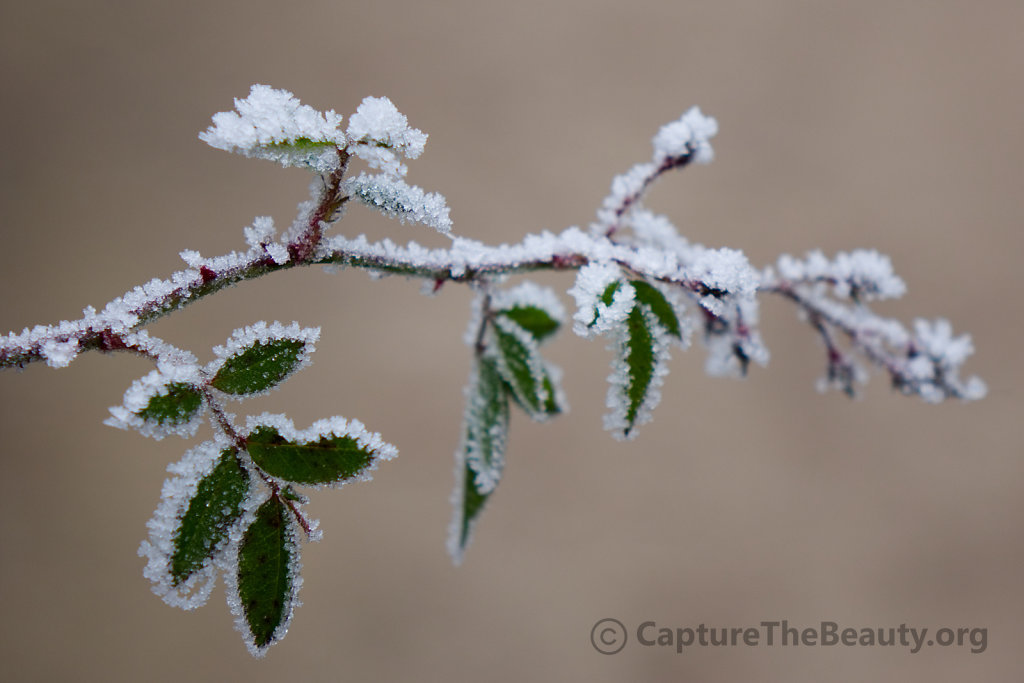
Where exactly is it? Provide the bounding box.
[346,96,427,177]
[343,173,452,234]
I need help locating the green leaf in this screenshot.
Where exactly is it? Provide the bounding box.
[464,357,510,486]
[541,371,563,417]
[237,496,296,651]
[492,317,547,415]
[623,305,656,436]
[497,306,559,343]
[451,461,494,562]
[245,425,377,485]
[630,279,682,339]
[449,356,510,563]
[136,382,203,426]
[211,338,307,395]
[170,448,249,586]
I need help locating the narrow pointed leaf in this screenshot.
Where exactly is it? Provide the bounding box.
[237,496,297,652]
[245,425,377,485]
[464,357,510,489]
[211,338,308,395]
[450,461,495,564]
[623,306,656,433]
[448,356,510,564]
[497,306,560,343]
[136,381,203,426]
[630,279,682,339]
[170,448,249,586]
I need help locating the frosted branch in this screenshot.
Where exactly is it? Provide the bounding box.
[0,83,986,658]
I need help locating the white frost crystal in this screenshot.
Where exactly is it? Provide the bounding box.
[568,262,633,337]
[346,96,427,177]
[652,106,718,164]
[200,85,347,173]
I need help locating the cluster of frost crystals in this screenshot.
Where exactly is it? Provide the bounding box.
[593,108,718,234]
[346,96,427,178]
[567,262,634,337]
[242,215,288,264]
[199,85,346,173]
[243,215,276,248]
[688,247,760,315]
[244,413,398,487]
[343,173,452,235]
[41,338,79,368]
[652,106,719,165]
[906,318,987,402]
[773,249,906,300]
[138,438,247,610]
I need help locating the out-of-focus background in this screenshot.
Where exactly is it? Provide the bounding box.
[1,1,1021,680]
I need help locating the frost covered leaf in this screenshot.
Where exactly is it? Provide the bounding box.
[569,262,634,337]
[448,357,509,563]
[343,173,452,235]
[199,85,346,173]
[605,303,672,440]
[209,322,319,397]
[497,306,560,343]
[139,441,249,609]
[490,281,565,343]
[137,382,204,426]
[622,307,656,431]
[591,281,622,328]
[448,459,495,565]
[244,414,398,486]
[463,357,510,492]
[629,280,682,340]
[491,315,550,417]
[236,495,299,653]
[489,286,565,420]
[540,370,564,417]
[169,448,249,586]
[211,340,305,395]
[106,369,205,440]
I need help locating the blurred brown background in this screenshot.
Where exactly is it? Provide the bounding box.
[1,1,1021,680]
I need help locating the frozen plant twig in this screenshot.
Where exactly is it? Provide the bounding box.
[0,84,984,656]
